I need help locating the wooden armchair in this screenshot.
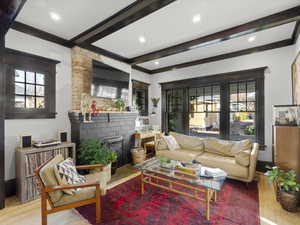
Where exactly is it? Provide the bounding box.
[35,155,103,225]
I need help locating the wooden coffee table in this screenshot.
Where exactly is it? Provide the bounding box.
[135,158,226,221]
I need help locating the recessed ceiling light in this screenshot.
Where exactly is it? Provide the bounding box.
[193,14,201,23]
[248,36,256,42]
[154,61,159,65]
[49,12,60,21]
[139,36,146,43]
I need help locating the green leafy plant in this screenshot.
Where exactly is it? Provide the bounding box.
[265,166,300,193]
[244,125,256,135]
[78,139,117,166]
[115,98,125,111]
[151,98,160,108]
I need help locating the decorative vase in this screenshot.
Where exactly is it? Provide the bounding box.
[279,189,299,212]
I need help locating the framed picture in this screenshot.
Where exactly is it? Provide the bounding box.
[273,105,300,126]
[292,51,300,104]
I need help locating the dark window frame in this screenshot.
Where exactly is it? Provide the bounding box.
[4,48,59,119]
[161,67,265,149]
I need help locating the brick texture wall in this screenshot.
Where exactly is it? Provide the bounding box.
[71,46,117,111]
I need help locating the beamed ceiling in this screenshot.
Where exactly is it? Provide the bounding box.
[9,0,300,75]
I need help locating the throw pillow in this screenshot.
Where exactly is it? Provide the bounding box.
[163,135,180,151]
[156,137,169,150]
[235,149,251,167]
[54,158,86,195]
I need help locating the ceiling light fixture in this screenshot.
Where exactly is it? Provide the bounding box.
[154,61,159,65]
[193,14,201,23]
[49,12,61,21]
[139,36,146,43]
[248,36,256,42]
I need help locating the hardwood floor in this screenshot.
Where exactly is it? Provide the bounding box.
[0,168,299,225]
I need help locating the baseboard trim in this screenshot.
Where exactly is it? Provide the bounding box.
[256,160,274,173]
[5,178,16,197]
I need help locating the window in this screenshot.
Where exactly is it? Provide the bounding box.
[4,48,59,119]
[14,70,45,109]
[229,81,256,141]
[162,68,265,147]
[189,85,220,137]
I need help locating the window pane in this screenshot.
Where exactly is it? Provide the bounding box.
[238,82,246,101]
[36,97,45,109]
[36,73,45,85]
[15,70,25,82]
[26,72,35,83]
[15,95,25,108]
[230,83,238,102]
[204,87,212,101]
[172,89,183,112]
[196,103,205,112]
[15,83,25,95]
[26,84,35,96]
[247,102,256,111]
[189,96,196,112]
[167,90,172,112]
[212,86,220,112]
[247,81,256,101]
[36,85,44,96]
[230,103,238,112]
[239,102,246,112]
[26,96,35,108]
[230,112,255,141]
[196,87,204,104]
[168,112,184,133]
[189,113,220,137]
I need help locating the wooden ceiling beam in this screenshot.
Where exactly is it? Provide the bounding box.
[70,0,177,45]
[10,22,150,74]
[130,6,300,65]
[150,39,293,74]
[0,0,27,36]
[292,21,300,44]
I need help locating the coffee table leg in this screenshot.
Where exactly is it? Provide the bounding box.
[141,171,144,195]
[206,189,210,221]
[214,191,217,202]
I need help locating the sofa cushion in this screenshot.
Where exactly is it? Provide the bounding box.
[231,139,253,155]
[163,135,181,151]
[169,132,204,152]
[156,149,201,162]
[39,155,64,203]
[235,149,251,167]
[195,153,248,178]
[53,186,96,207]
[203,138,234,156]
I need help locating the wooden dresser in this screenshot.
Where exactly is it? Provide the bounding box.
[273,126,300,179]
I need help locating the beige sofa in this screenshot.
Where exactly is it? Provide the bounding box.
[156,132,259,183]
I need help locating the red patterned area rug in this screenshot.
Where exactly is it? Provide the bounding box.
[76,176,260,225]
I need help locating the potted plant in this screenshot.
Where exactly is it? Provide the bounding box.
[151,98,160,108]
[115,98,125,111]
[110,151,118,175]
[266,166,300,212]
[78,139,117,183]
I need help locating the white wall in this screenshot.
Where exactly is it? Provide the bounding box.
[149,45,295,162]
[4,30,72,181]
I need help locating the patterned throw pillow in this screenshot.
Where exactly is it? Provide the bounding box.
[163,135,180,151]
[54,158,86,195]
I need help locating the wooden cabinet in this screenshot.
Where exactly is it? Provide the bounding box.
[273,126,300,179]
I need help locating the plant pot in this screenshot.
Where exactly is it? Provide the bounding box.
[111,161,118,175]
[279,189,299,212]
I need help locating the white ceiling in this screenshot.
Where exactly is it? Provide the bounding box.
[93,0,300,58]
[16,0,135,39]
[138,23,296,70]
